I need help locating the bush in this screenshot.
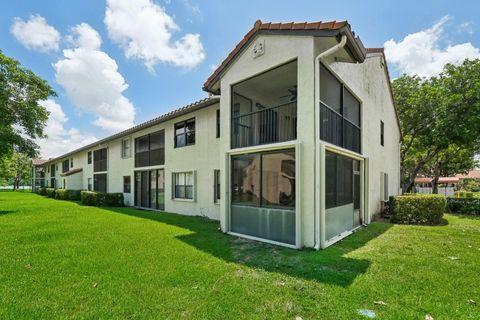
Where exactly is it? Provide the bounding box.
[447,197,480,215]
[66,190,81,201]
[55,189,68,200]
[454,191,480,199]
[53,189,81,201]
[81,191,123,207]
[391,194,446,225]
[45,188,56,198]
[105,193,124,206]
[38,187,47,195]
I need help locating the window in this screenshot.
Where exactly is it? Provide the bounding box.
[62,160,69,173]
[174,118,195,148]
[325,152,353,209]
[88,178,92,191]
[122,138,131,158]
[380,120,385,146]
[134,130,165,167]
[87,151,92,164]
[382,172,389,201]
[123,176,131,193]
[56,164,58,171]
[320,64,361,153]
[93,148,108,172]
[50,164,55,177]
[63,179,66,189]
[232,150,295,209]
[93,173,107,193]
[214,169,220,203]
[70,158,73,168]
[173,172,194,199]
[216,109,220,138]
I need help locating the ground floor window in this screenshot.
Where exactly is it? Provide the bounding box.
[123,176,131,193]
[134,169,164,210]
[173,172,194,200]
[88,178,92,191]
[325,151,362,241]
[230,149,296,245]
[214,169,220,203]
[93,174,107,193]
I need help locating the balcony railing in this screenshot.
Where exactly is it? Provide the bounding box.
[231,101,297,149]
[320,103,361,153]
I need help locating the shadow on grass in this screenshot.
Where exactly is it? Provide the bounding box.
[0,210,15,215]
[106,206,392,287]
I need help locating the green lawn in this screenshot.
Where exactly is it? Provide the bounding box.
[0,192,479,319]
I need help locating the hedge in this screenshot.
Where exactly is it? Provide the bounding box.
[54,189,81,201]
[447,197,480,215]
[454,191,480,199]
[391,194,446,225]
[81,191,124,207]
[45,188,56,198]
[38,187,47,196]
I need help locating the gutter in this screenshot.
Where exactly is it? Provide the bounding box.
[313,34,347,250]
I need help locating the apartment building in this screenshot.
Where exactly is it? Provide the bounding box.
[32,20,401,249]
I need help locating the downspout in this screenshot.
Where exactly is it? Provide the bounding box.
[313,34,347,250]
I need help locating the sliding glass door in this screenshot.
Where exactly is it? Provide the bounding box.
[325,151,362,242]
[134,169,164,210]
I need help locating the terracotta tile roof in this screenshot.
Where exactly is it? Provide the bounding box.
[60,168,83,177]
[203,19,366,92]
[415,177,460,184]
[366,47,384,54]
[32,159,48,166]
[456,170,480,179]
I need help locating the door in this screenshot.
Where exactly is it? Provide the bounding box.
[157,169,165,210]
[353,161,362,227]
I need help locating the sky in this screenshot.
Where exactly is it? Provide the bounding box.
[1,0,480,158]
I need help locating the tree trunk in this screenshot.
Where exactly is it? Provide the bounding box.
[402,150,439,193]
[431,163,441,194]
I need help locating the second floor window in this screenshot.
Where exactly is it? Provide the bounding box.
[135,130,165,167]
[216,109,220,138]
[319,64,361,154]
[380,120,385,146]
[70,158,73,168]
[122,138,131,158]
[62,160,69,173]
[174,118,195,148]
[94,148,108,172]
[87,151,92,164]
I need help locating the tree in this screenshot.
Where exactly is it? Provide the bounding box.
[0,152,32,190]
[393,59,480,193]
[0,49,55,158]
[419,144,479,193]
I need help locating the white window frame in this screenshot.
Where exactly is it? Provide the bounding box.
[172,171,196,201]
[121,137,132,158]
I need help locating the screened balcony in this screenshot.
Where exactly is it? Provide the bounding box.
[231,60,297,149]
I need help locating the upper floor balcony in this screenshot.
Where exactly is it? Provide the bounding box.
[231,60,297,149]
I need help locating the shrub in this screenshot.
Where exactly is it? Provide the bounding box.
[66,190,81,201]
[38,187,47,195]
[391,194,446,225]
[105,193,124,206]
[45,188,56,198]
[447,197,480,215]
[55,189,68,200]
[81,191,123,206]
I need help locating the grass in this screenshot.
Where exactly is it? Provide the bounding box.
[0,191,479,319]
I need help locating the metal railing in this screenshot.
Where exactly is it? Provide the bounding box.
[231,102,297,149]
[320,103,361,154]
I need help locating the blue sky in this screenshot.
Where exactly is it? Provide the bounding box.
[2,0,480,157]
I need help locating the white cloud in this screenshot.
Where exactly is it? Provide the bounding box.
[37,99,97,158]
[104,0,205,72]
[10,14,60,52]
[54,23,136,133]
[384,15,480,77]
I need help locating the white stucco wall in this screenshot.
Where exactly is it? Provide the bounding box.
[325,54,402,214]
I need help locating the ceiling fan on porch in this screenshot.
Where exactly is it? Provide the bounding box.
[279,85,297,102]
